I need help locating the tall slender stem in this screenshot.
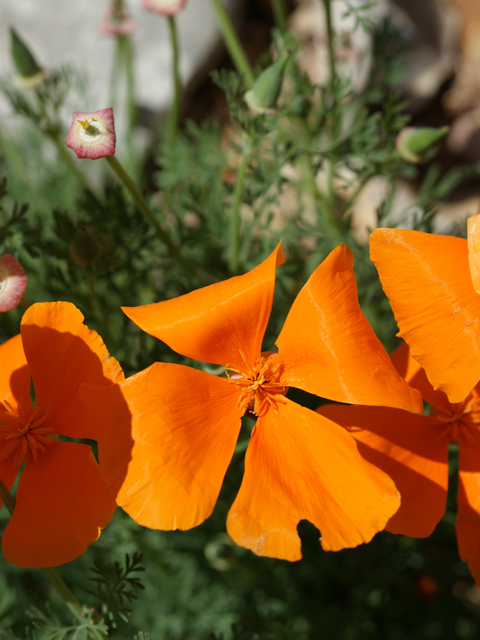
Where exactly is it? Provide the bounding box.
[121,35,136,133]
[166,16,182,148]
[0,476,15,516]
[271,0,288,33]
[321,0,340,228]
[109,37,123,112]
[322,0,336,96]
[0,479,107,640]
[209,0,255,88]
[229,137,252,274]
[105,155,198,278]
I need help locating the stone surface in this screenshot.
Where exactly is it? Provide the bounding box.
[0,0,239,116]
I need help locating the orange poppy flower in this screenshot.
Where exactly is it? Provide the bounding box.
[87,243,423,561]
[0,301,126,568]
[318,341,480,584]
[370,213,480,403]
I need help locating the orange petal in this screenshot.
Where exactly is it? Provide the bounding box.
[275,244,422,413]
[468,213,480,294]
[227,398,400,561]
[122,244,285,371]
[390,341,451,413]
[115,363,244,530]
[0,334,30,409]
[80,382,134,499]
[318,404,450,538]
[20,302,124,440]
[2,441,115,568]
[370,228,480,403]
[456,428,480,585]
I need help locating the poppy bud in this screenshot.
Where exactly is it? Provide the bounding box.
[244,50,291,115]
[69,227,101,268]
[396,126,449,164]
[0,254,27,312]
[9,28,45,89]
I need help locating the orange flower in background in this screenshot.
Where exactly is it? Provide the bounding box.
[0,302,128,568]
[370,213,480,403]
[318,342,480,584]
[87,243,423,562]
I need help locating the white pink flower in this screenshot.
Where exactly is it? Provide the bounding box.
[0,254,27,312]
[142,0,187,17]
[99,3,137,37]
[66,108,116,160]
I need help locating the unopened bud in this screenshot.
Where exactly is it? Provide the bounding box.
[244,50,291,115]
[10,28,45,89]
[396,126,449,164]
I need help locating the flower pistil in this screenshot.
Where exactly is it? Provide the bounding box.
[227,350,287,416]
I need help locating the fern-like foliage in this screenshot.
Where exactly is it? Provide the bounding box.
[85,553,146,628]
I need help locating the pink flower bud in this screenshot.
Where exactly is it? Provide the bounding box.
[0,254,27,312]
[142,0,187,17]
[66,108,116,160]
[99,3,137,37]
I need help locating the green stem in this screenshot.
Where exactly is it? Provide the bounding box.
[209,0,255,88]
[105,155,197,278]
[0,476,15,516]
[229,137,252,274]
[120,35,137,176]
[109,36,123,112]
[322,0,336,96]
[120,35,136,132]
[166,16,182,148]
[271,0,288,33]
[0,479,107,640]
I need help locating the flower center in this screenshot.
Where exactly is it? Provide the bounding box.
[433,389,480,441]
[78,118,104,140]
[0,397,55,467]
[226,350,287,417]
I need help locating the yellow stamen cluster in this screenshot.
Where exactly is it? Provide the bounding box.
[227,350,287,417]
[433,389,480,442]
[77,118,100,136]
